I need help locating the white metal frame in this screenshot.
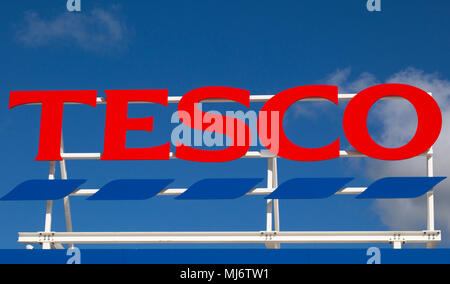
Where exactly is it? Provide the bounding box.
[18,93,440,250]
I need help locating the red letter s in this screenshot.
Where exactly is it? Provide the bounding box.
[176,87,251,162]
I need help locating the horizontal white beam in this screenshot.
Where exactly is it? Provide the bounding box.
[19,230,441,245]
[60,149,432,161]
[61,153,101,160]
[338,187,367,195]
[102,94,362,104]
[70,187,368,197]
[25,93,430,106]
[93,94,424,104]
[73,95,362,105]
[60,151,268,160]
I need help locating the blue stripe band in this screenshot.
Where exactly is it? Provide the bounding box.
[2,177,446,201]
[266,177,354,199]
[356,177,446,199]
[176,178,263,200]
[88,179,174,200]
[1,180,86,201]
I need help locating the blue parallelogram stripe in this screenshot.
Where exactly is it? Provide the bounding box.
[176,178,263,200]
[88,179,174,200]
[266,178,354,199]
[357,177,446,199]
[3,177,445,201]
[1,180,86,201]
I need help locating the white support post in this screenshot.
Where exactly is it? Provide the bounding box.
[43,161,56,250]
[265,157,280,249]
[272,158,280,249]
[393,241,403,250]
[272,158,280,231]
[426,148,436,249]
[265,158,274,249]
[60,137,74,249]
[266,200,273,232]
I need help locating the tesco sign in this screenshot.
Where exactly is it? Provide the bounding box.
[9,83,442,162]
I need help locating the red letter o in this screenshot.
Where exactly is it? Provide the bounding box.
[343,84,442,160]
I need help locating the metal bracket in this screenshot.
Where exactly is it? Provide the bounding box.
[424,231,440,241]
[38,232,55,244]
[260,231,278,242]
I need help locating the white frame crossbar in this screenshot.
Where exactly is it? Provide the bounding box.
[18,93,440,250]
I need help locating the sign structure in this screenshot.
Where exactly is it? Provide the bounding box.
[3,84,446,250]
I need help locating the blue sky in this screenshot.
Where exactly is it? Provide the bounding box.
[0,0,449,249]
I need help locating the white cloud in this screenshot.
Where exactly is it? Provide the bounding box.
[16,8,129,52]
[372,69,450,237]
[326,68,450,241]
[324,67,379,93]
[292,68,379,120]
[324,67,352,87]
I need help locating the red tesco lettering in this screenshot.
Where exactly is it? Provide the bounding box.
[9,84,442,162]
